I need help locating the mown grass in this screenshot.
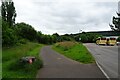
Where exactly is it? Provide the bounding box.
[2,42,44,78]
[53,41,95,64]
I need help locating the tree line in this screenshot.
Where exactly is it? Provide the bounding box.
[2,1,120,47]
[1,0,75,46]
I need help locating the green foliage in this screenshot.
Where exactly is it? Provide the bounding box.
[53,41,95,64]
[37,32,64,44]
[9,58,42,73]
[2,42,43,78]
[1,0,76,46]
[1,1,16,26]
[52,33,75,42]
[2,28,17,45]
[2,21,18,46]
[15,22,37,41]
[17,39,28,44]
[52,33,61,42]
[79,34,88,43]
[60,35,74,41]
[2,1,18,47]
[117,36,120,41]
[75,32,102,43]
[1,0,103,46]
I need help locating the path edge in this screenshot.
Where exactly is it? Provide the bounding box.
[95,61,110,80]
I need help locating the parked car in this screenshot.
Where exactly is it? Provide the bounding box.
[116,42,120,46]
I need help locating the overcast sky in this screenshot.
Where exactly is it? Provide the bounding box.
[13,0,119,35]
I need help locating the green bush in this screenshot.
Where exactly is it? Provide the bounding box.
[2,27,18,46]
[18,39,28,44]
[78,33,102,43]
[3,42,43,78]
[117,36,120,41]
[15,23,37,41]
[9,58,43,72]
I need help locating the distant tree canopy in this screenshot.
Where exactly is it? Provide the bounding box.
[109,13,120,31]
[74,32,102,43]
[1,0,16,26]
[2,0,106,47]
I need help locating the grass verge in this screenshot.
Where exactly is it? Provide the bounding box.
[2,42,44,78]
[53,41,95,64]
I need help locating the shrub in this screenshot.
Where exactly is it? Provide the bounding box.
[18,39,28,44]
[2,27,18,46]
[79,33,102,43]
[9,58,43,72]
[117,36,120,41]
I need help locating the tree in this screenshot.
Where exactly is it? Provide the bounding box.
[2,1,18,46]
[52,33,61,42]
[1,0,16,26]
[117,36,120,41]
[2,20,18,46]
[109,13,120,31]
[15,23,37,41]
[36,31,42,43]
[79,34,88,43]
[75,33,102,43]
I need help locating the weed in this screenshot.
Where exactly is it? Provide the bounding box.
[53,41,95,64]
[2,42,44,78]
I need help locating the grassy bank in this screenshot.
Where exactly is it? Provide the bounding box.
[2,42,44,78]
[0,63,1,79]
[53,41,95,64]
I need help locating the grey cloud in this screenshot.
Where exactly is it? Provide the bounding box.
[13,0,118,34]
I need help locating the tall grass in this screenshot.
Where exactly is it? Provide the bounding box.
[2,42,43,78]
[53,41,95,64]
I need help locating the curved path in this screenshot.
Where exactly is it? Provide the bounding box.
[36,46,106,78]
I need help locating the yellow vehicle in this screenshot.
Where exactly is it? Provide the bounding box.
[96,37,107,45]
[107,38,116,45]
[96,37,117,45]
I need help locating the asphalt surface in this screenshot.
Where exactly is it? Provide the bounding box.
[84,43,119,78]
[36,46,106,78]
